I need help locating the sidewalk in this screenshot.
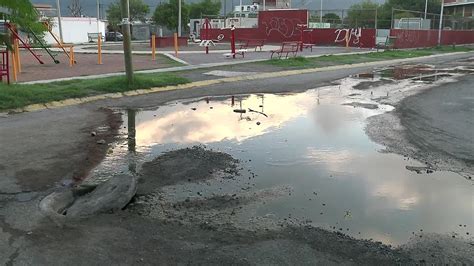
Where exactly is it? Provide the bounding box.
[23,46,375,84]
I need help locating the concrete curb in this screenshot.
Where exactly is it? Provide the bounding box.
[9,51,472,114]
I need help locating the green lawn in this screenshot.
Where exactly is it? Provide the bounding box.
[261,46,473,68]
[0,73,189,110]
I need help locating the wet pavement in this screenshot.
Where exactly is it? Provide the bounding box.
[88,72,473,247]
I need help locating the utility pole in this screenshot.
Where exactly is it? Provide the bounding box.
[178,0,182,37]
[97,0,100,33]
[56,0,64,43]
[320,0,323,23]
[437,1,444,46]
[121,0,134,84]
[424,0,428,20]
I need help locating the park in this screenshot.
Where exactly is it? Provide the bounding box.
[0,0,473,264]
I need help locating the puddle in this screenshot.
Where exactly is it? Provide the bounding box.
[89,78,472,247]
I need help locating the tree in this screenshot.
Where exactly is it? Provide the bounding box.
[378,0,442,28]
[189,0,221,19]
[68,0,84,17]
[106,0,150,30]
[0,0,45,49]
[322,13,341,24]
[153,0,190,33]
[346,0,379,28]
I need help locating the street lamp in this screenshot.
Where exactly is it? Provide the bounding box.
[424,0,428,20]
[437,0,444,46]
[56,0,63,43]
[178,0,182,37]
[320,0,323,23]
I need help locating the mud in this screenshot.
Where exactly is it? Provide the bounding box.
[137,146,240,195]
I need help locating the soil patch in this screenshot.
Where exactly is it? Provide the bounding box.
[137,146,240,194]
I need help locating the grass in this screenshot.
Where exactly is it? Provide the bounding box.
[261,46,473,69]
[0,73,189,111]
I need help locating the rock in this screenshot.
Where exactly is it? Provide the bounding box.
[96,139,106,145]
[90,131,97,137]
[233,109,246,114]
[66,174,137,218]
[256,122,261,125]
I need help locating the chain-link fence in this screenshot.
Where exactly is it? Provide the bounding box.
[307,8,474,30]
[392,8,474,30]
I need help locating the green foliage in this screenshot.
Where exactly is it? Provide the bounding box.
[106,0,150,30]
[0,72,189,110]
[322,13,342,24]
[345,0,442,29]
[189,0,221,19]
[0,0,46,49]
[261,46,472,69]
[346,0,379,28]
[153,0,190,32]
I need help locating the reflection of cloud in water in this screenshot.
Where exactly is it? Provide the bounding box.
[135,94,315,145]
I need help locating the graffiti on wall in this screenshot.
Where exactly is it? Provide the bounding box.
[262,17,303,38]
[334,28,362,46]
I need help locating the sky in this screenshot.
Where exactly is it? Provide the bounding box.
[31,0,386,18]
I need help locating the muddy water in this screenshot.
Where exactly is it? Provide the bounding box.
[91,79,472,246]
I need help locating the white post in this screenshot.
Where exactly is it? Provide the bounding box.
[438,0,444,46]
[424,0,428,20]
[178,0,182,37]
[263,0,265,11]
[56,0,63,43]
[97,0,100,33]
[320,0,323,23]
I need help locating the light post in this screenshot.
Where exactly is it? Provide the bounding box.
[320,0,323,23]
[424,0,428,20]
[437,0,445,46]
[178,0,182,37]
[56,0,63,43]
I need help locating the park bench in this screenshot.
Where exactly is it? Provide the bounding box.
[301,42,315,52]
[376,36,397,51]
[87,32,104,43]
[270,42,299,59]
[239,39,265,52]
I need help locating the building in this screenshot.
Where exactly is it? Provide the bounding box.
[443,0,474,29]
[444,0,474,17]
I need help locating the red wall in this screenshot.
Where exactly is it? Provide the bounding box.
[208,28,376,48]
[390,29,474,48]
[206,9,376,48]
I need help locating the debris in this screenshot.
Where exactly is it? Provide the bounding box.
[96,139,106,145]
[233,109,246,114]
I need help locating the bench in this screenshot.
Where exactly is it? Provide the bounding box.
[270,42,299,59]
[87,32,104,43]
[301,42,315,52]
[376,36,397,51]
[238,39,265,52]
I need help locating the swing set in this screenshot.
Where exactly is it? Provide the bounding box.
[0,21,76,84]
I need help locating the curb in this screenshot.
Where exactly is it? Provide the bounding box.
[8,51,472,114]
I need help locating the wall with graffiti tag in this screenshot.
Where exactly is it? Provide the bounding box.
[390,29,474,48]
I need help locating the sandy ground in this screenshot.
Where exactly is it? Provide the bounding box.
[1,52,473,265]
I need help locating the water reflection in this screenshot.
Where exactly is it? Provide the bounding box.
[127,109,137,174]
[116,88,472,246]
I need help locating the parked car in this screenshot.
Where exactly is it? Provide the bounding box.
[105,31,123,42]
